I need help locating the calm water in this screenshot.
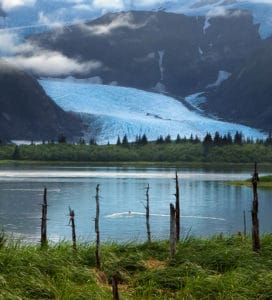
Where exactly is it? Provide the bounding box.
[0,165,271,243]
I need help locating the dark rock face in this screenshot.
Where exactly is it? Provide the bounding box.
[0,61,82,141]
[29,10,261,94]
[205,39,272,131]
[28,10,271,130]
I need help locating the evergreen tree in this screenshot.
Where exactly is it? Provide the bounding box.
[156,135,164,144]
[226,133,233,145]
[122,134,129,146]
[213,131,221,146]
[175,134,181,143]
[203,133,213,145]
[12,145,20,160]
[140,134,148,145]
[116,135,121,145]
[165,134,172,143]
[234,131,243,145]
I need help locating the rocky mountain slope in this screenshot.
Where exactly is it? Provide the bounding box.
[205,38,272,130]
[0,60,82,141]
[28,10,261,96]
[27,10,272,130]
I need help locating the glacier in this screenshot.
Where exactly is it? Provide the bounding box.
[39,79,266,144]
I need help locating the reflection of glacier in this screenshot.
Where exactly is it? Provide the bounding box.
[39,79,265,144]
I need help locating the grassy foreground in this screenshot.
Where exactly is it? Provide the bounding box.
[1,235,272,299]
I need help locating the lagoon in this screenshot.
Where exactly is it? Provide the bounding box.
[0,165,271,243]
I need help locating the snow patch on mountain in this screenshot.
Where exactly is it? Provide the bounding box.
[39,79,265,144]
[184,92,206,112]
[206,70,231,88]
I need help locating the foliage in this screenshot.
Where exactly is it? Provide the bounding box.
[0,139,272,163]
[1,235,272,299]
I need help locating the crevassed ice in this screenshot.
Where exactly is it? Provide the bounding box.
[39,79,265,144]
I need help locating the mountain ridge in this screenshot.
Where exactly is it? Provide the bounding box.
[0,60,83,141]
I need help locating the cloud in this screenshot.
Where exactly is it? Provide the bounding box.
[37,11,64,28]
[4,51,102,76]
[80,12,148,35]
[0,0,36,11]
[0,30,102,76]
[92,0,125,10]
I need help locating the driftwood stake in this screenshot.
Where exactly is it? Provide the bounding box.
[112,273,119,300]
[69,207,76,250]
[175,171,180,241]
[251,162,260,253]
[41,187,47,247]
[95,184,101,269]
[243,210,247,237]
[170,203,176,257]
[145,184,151,242]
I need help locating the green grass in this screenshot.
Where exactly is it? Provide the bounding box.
[229,175,272,189]
[1,235,272,299]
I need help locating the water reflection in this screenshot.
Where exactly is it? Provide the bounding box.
[0,166,271,242]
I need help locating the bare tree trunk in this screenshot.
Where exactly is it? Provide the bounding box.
[243,210,247,237]
[69,207,76,250]
[251,162,260,253]
[112,273,119,300]
[175,171,180,241]
[170,203,176,258]
[41,187,47,247]
[95,184,101,269]
[145,184,151,242]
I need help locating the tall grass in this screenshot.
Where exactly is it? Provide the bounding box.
[1,234,272,299]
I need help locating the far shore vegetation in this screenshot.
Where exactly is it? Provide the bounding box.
[1,131,272,164]
[229,175,272,189]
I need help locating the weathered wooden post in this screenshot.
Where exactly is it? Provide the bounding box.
[243,210,247,237]
[170,203,176,257]
[41,187,48,247]
[95,184,101,269]
[251,162,260,252]
[69,207,77,250]
[145,184,151,243]
[175,171,180,241]
[112,273,119,300]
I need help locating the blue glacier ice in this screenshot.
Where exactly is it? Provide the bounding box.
[39,79,266,144]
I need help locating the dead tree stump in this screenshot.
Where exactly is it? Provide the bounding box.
[175,171,180,241]
[112,273,119,300]
[41,187,48,247]
[69,207,76,250]
[145,184,151,242]
[95,184,101,269]
[251,162,260,253]
[170,203,176,257]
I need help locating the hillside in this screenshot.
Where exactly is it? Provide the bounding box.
[205,39,272,131]
[0,61,82,141]
[26,10,272,131]
[28,10,261,96]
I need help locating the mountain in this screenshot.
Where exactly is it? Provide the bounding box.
[1,1,272,39]
[27,9,272,130]
[0,60,82,141]
[1,1,272,135]
[28,10,261,95]
[204,38,272,131]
